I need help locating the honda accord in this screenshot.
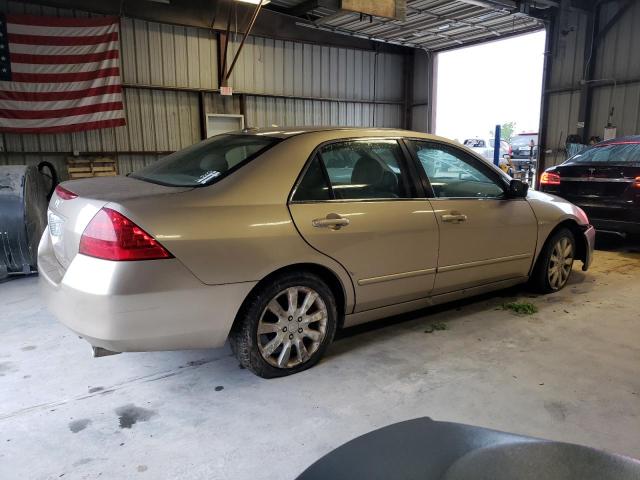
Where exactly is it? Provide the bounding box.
[39,128,595,378]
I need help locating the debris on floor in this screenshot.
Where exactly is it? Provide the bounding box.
[424,322,448,333]
[501,301,538,315]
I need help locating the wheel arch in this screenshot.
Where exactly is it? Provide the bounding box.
[231,263,350,332]
[532,219,588,274]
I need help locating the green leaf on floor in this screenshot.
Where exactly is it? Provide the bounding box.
[501,301,538,315]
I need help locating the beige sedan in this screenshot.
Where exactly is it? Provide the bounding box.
[39,128,595,378]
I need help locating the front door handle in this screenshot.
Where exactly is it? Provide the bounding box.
[442,211,467,223]
[312,213,350,230]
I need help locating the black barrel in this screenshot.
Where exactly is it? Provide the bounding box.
[0,164,53,279]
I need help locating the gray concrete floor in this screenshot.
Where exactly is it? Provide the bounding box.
[1,241,640,480]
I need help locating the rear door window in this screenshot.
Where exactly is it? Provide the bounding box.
[320,140,409,200]
[291,139,411,201]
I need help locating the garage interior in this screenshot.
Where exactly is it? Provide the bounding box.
[1,0,639,478]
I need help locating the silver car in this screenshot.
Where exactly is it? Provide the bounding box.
[39,128,595,378]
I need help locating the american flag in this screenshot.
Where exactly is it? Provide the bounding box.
[0,14,126,133]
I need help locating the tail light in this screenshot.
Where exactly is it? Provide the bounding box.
[540,172,561,186]
[634,177,640,189]
[79,208,173,261]
[55,185,77,200]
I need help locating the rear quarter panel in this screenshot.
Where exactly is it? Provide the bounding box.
[106,134,364,313]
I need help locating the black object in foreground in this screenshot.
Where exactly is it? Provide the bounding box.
[0,162,57,279]
[296,418,640,480]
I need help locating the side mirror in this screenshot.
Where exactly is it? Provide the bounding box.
[508,179,528,198]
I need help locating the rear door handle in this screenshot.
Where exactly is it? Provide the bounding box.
[442,212,467,223]
[312,213,350,230]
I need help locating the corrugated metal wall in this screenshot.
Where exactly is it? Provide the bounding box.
[0,1,406,176]
[225,35,404,129]
[543,0,640,167]
[410,50,433,133]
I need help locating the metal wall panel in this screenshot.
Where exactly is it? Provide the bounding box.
[120,18,218,89]
[544,91,581,167]
[411,49,433,133]
[1,88,201,155]
[548,11,588,91]
[226,35,404,102]
[543,2,640,166]
[244,95,402,129]
[1,1,408,176]
[591,83,640,138]
[594,1,640,83]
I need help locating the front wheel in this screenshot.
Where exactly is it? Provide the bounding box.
[230,272,338,378]
[530,228,576,293]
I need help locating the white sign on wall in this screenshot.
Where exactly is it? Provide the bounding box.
[206,114,245,138]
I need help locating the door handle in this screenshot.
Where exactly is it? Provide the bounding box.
[312,213,350,230]
[441,211,467,223]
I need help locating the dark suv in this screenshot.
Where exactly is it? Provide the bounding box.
[540,136,640,235]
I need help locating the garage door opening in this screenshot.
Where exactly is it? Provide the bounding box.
[434,30,546,169]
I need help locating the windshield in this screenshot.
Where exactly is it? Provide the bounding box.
[566,143,640,166]
[511,135,537,146]
[130,134,280,187]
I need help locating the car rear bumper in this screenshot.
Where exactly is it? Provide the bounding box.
[38,228,256,353]
[589,218,640,235]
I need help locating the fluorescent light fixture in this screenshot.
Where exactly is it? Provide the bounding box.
[236,0,270,4]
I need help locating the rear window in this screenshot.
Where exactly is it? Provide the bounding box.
[567,143,640,166]
[130,134,280,187]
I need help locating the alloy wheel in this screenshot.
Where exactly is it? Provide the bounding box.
[257,286,328,369]
[548,237,574,290]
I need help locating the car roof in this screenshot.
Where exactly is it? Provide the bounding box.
[598,135,640,146]
[229,126,436,140]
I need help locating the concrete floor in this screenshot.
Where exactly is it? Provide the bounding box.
[1,240,639,480]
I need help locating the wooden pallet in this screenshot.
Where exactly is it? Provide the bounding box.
[66,157,117,179]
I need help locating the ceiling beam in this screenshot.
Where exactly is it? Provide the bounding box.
[286,0,339,17]
[453,0,516,12]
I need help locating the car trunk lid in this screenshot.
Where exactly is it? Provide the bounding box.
[558,164,638,198]
[47,176,191,269]
[555,163,640,221]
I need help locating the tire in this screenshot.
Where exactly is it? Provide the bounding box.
[229,271,338,378]
[530,227,576,293]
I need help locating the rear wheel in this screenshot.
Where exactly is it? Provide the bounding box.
[230,272,337,378]
[531,228,576,293]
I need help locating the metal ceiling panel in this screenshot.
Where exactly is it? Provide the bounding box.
[269,0,543,50]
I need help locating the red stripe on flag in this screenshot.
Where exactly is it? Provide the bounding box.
[10,50,119,65]
[8,31,118,46]
[10,67,121,83]
[0,101,124,119]
[0,85,123,102]
[5,14,119,27]
[0,117,126,134]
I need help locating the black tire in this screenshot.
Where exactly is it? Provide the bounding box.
[530,227,576,294]
[229,271,338,378]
